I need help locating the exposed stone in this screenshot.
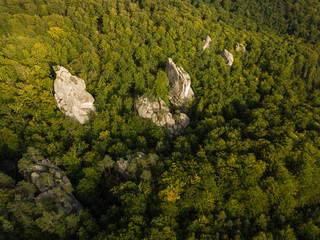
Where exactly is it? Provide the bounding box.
[202,35,212,50]
[115,152,157,180]
[135,95,190,136]
[114,158,130,177]
[54,66,95,124]
[54,171,62,179]
[22,160,82,215]
[220,49,234,68]
[33,164,46,172]
[235,42,246,52]
[165,58,194,111]
[30,172,40,182]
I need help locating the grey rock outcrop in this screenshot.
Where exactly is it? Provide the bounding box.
[220,49,234,68]
[165,58,194,111]
[202,35,212,51]
[135,95,190,137]
[235,42,246,52]
[54,66,95,124]
[23,159,82,215]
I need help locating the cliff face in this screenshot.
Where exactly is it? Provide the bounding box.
[165,58,194,111]
[54,66,95,124]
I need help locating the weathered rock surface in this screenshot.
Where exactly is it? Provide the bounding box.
[135,95,190,137]
[202,35,212,50]
[235,42,246,52]
[54,66,95,124]
[220,49,234,68]
[165,58,194,111]
[23,159,82,215]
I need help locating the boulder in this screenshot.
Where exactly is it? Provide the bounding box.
[165,58,194,111]
[235,42,246,52]
[220,49,234,68]
[135,95,189,136]
[135,95,171,123]
[23,159,82,215]
[202,35,212,50]
[54,66,95,124]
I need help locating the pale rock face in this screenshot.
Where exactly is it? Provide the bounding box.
[235,42,246,52]
[220,49,234,68]
[135,95,190,137]
[54,66,95,124]
[202,35,212,50]
[165,58,194,111]
[24,159,82,215]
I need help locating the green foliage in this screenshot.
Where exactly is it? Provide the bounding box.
[1,0,320,239]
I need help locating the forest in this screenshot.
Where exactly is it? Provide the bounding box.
[1,0,320,239]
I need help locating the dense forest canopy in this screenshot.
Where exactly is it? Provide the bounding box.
[1,0,320,239]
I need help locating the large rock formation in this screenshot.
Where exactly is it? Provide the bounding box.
[54,66,95,124]
[235,42,246,52]
[21,159,82,215]
[220,49,234,68]
[202,35,212,50]
[135,95,190,137]
[165,58,194,111]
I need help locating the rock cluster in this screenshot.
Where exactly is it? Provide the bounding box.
[135,95,190,137]
[202,35,212,50]
[235,42,246,52]
[220,49,234,68]
[23,159,82,215]
[54,66,95,124]
[165,58,194,111]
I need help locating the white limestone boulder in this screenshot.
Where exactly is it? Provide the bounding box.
[54,66,95,124]
[220,49,234,68]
